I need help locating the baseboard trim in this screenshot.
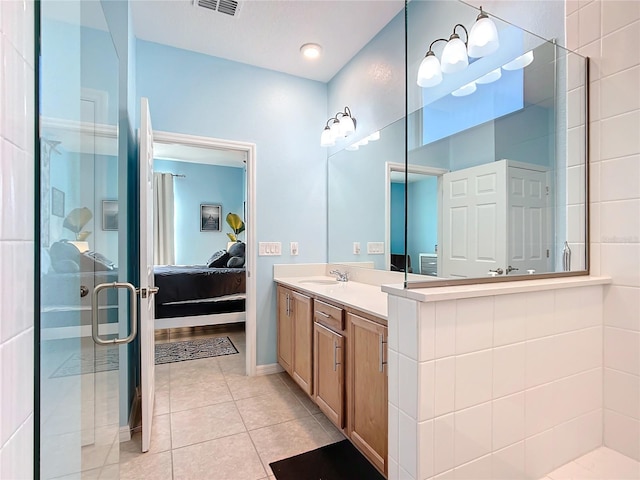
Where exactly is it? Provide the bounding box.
[120,387,141,442]
[255,363,284,376]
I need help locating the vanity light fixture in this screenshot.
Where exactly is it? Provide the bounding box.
[451,81,477,97]
[320,106,357,147]
[300,43,322,59]
[345,131,381,152]
[417,5,500,87]
[502,50,534,70]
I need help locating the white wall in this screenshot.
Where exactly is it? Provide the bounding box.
[567,0,640,461]
[0,1,35,478]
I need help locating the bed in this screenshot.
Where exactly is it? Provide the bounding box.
[152,242,247,329]
[153,264,246,329]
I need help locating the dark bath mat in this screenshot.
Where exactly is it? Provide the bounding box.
[270,439,385,480]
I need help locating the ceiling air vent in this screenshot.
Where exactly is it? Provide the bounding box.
[197,0,217,11]
[195,0,241,17]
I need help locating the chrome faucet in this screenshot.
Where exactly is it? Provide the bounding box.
[329,269,349,282]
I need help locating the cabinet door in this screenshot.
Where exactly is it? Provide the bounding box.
[277,287,293,374]
[291,291,313,395]
[347,313,387,475]
[314,322,344,428]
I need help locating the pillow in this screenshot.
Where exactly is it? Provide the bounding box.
[227,242,245,257]
[207,250,230,268]
[81,251,116,271]
[227,256,245,268]
[52,259,80,273]
[49,241,81,273]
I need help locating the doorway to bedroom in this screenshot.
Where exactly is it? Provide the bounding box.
[149,130,256,393]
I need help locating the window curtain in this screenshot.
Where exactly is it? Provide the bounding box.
[154,173,175,265]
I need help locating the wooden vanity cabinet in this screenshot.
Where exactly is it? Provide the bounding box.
[347,312,388,475]
[313,322,345,428]
[277,286,313,395]
[277,283,388,477]
[277,286,294,374]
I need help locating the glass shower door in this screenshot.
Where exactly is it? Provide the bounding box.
[38,1,127,477]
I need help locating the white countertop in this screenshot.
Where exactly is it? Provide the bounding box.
[274,276,388,320]
[383,275,612,302]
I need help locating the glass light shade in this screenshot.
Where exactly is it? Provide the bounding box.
[367,131,380,141]
[467,16,499,58]
[417,53,443,87]
[451,81,477,97]
[441,36,469,74]
[320,127,335,147]
[357,137,369,147]
[340,114,356,137]
[329,120,341,140]
[475,67,502,84]
[502,50,534,70]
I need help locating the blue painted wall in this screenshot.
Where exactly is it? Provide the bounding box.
[153,159,245,265]
[390,182,405,254]
[136,40,328,366]
[407,176,438,265]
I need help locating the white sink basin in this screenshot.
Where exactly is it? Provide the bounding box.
[298,279,339,285]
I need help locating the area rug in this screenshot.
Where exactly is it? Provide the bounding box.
[155,336,238,364]
[50,348,119,378]
[269,440,385,480]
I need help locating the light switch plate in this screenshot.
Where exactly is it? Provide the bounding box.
[367,242,384,254]
[259,242,282,256]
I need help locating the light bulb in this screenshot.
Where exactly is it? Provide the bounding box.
[441,35,469,74]
[502,51,534,70]
[320,127,335,147]
[451,81,477,97]
[468,11,499,58]
[475,67,502,84]
[417,52,443,88]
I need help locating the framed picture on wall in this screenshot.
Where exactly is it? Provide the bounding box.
[51,187,65,218]
[102,200,119,231]
[201,204,221,232]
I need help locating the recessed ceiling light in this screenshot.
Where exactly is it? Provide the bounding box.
[300,43,322,60]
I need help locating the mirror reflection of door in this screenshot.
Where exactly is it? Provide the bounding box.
[387,163,447,276]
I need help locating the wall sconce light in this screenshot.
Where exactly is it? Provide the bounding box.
[417,6,500,88]
[345,131,381,151]
[320,106,356,147]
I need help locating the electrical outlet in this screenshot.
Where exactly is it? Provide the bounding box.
[259,242,282,256]
[367,242,384,254]
[290,242,299,256]
[353,242,361,254]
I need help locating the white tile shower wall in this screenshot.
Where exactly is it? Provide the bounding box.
[567,0,640,462]
[388,285,604,480]
[0,1,35,478]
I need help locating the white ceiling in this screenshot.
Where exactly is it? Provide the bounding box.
[131,0,404,83]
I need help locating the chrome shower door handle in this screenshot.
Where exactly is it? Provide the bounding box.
[91,282,138,346]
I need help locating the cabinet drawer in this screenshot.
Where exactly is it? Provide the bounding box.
[314,300,344,331]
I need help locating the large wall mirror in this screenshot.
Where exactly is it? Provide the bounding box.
[328,0,588,286]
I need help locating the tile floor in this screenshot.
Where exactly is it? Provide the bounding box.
[541,447,640,480]
[118,324,345,480]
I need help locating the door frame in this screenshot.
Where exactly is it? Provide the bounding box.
[384,162,448,272]
[152,130,258,376]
